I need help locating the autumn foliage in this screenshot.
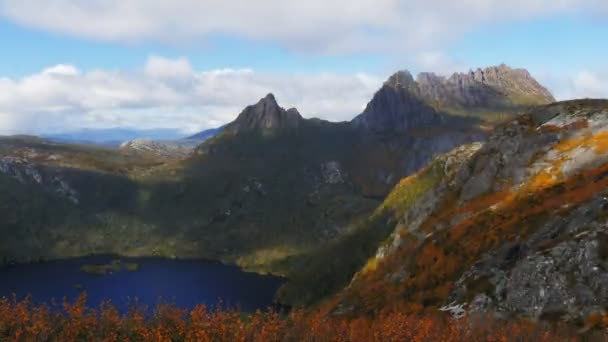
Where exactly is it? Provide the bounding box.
[0,293,592,341]
[339,149,608,315]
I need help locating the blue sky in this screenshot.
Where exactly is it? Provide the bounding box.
[0,0,607,136]
[0,23,389,77]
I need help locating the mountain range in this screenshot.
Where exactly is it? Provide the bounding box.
[3,64,607,323]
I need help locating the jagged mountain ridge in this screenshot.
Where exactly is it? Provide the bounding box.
[353,64,554,132]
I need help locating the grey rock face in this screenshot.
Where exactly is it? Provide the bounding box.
[224,93,303,134]
[0,156,79,203]
[352,81,444,132]
[444,101,608,321]
[321,161,345,184]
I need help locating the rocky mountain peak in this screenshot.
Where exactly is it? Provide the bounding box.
[447,64,555,105]
[351,72,443,132]
[352,64,555,133]
[260,93,279,106]
[416,72,445,85]
[384,70,416,89]
[224,93,303,134]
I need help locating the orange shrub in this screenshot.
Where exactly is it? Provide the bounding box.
[0,294,590,341]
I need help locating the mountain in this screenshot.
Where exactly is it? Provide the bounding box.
[118,127,222,158]
[332,99,608,323]
[186,127,223,141]
[223,93,303,134]
[118,139,193,159]
[352,71,445,132]
[0,65,557,308]
[44,128,186,147]
[353,64,554,131]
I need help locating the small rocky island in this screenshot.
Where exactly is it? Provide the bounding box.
[80,259,140,275]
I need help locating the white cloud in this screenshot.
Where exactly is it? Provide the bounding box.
[1,0,605,53]
[539,69,608,101]
[0,56,382,135]
[144,56,193,81]
[572,71,608,98]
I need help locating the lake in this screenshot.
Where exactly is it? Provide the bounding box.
[0,255,285,313]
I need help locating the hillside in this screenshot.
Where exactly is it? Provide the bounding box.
[0,65,552,307]
[333,99,608,323]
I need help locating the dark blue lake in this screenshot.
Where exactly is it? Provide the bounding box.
[0,255,285,313]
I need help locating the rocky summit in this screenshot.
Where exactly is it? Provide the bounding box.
[223,93,303,134]
[353,64,554,132]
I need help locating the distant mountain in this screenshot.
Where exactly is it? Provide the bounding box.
[119,127,222,158]
[118,139,193,159]
[223,93,303,135]
[45,128,187,146]
[186,127,223,141]
[353,64,554,131]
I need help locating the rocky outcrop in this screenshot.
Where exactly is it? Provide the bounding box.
[119,138,192,158]
[0,156,78,203]
[223,94,303,134]
[321,161,345,185]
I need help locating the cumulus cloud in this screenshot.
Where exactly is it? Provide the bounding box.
[543,70,608,101]
[1,0,605,53]
[0,56,382,135]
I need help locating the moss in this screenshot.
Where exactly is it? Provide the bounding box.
[375,159,445,219]
[80,264,111,276]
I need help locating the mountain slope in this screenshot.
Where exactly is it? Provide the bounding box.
[333,99,608,323]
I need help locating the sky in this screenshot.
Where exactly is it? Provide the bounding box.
[0,0,607,137]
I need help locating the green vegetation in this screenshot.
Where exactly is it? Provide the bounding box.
[375,158,446,218]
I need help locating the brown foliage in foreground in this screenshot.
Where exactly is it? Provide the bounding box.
[0,294,600,341]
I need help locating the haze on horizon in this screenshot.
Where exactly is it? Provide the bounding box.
[0,0,607,137]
